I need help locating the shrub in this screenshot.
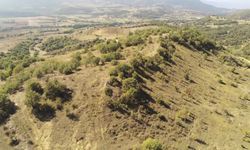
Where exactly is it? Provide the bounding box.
[105,87,113,97]
[59,53,82,75]
[84,53,101,66]
[71,52,82,69]
[12,64,24,75]
[0,93,16,123]
[125,35,144,47]
[158,39,175,62]
[110,64,134,79]
[59,63,74,75]
[170,29,218,52]
[130,56,146,71]
[98,40,121,54]
[107,77,120,87]
[122,78,140,92]
[119,88,140,105]
[32,103,55,121]
[25,90,41,108]
[0,40,37,80]
[45,80,71,102]
[0,71,8,81]
[101,52,122,62]
[141,138,163,150]
[26,81,44,95]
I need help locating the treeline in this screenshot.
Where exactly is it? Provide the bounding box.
[0,40,39,81]
[40,36,80,52]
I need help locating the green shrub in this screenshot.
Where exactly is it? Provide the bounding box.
[157,47,174,61]
[25,90,41,108]
[122,78,139,92]
[40,36,79,52]
[110,64,134,79]
[98,40,121,54]
[101,52,122,62]
[170,29,218,52]
[119,87,140,105]
[3,72,31,94]
[141,138,163,150]
[12,64,24,75]
[84,53,101,66]
[71,52,82,68]
[0,40,38,79]
[26,81,44,95]
[45,80,71,102]
[59,63,74,75]
[125,35,144,47]
[0,71,8,81]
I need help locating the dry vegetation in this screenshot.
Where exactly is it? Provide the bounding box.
[0,24,249,150]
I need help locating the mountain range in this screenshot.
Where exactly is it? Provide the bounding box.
[0,0,227,17]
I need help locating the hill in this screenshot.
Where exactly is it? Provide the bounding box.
[0,24,249,149]
[0,0,226,17]
[229,9,250,20]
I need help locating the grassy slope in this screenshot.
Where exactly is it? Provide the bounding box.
[0,26,249,150]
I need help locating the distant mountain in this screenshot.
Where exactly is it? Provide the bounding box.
[0,0,227,17]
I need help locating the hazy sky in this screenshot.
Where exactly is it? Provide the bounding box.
[201,0,250,9]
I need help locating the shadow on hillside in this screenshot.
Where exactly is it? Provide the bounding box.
[32,104,55,122]
[109,89,157,116]
[0,101,17,125]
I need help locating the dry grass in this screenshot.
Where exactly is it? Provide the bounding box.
[0,26,249,150]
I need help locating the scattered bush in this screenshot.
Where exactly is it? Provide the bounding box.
[59,63,74,75]
[125,34,144,47]
[110,64,134,79]
[0,93,16,124]
[32,103,55,121]
[25,90,41,108]
[98,40,121,54]
[0,40,38,80]
[170,29,219,52]
[40,36,79,52]
[26,81,44,95]
[107,77,120,87]
[157,48,174,62]
[59,53,82,75]
[119,87,141,105]
[141,138,163,150]
[101,52,122,62]
[45,80,71,102]
[122,78,140,92]
[84,52,101,66]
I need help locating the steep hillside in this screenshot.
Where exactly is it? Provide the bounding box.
[0,25,249,150]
